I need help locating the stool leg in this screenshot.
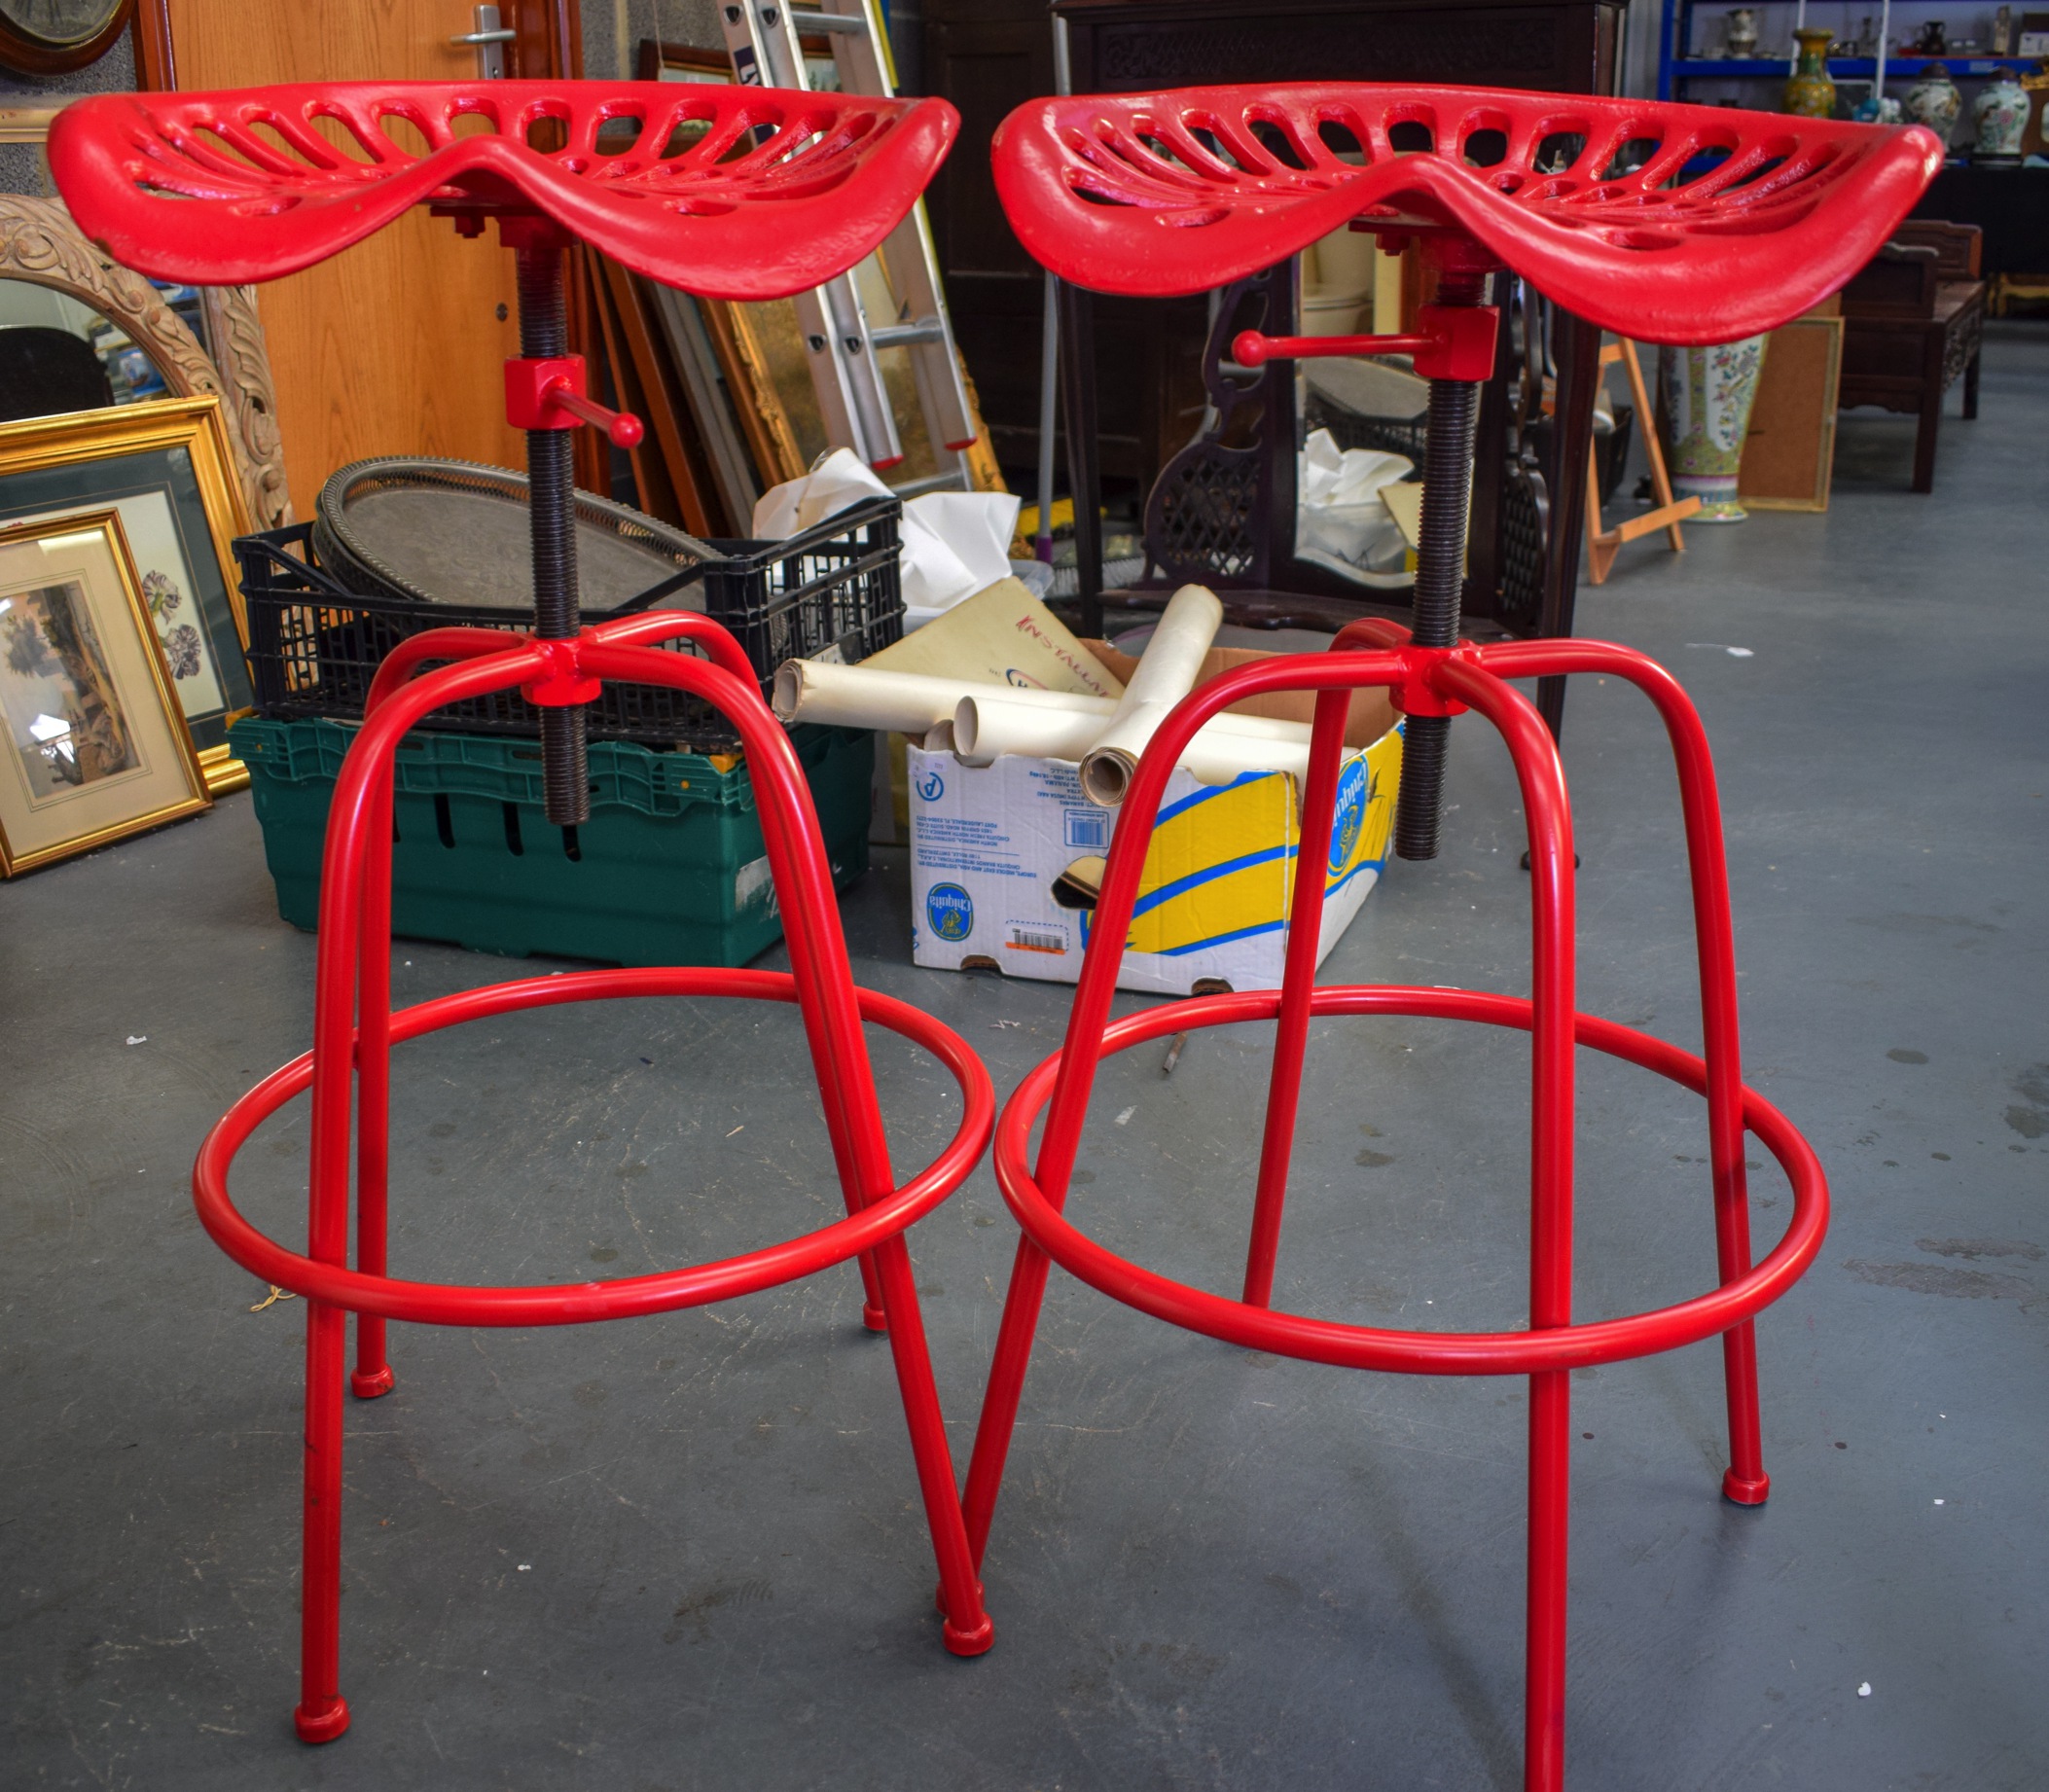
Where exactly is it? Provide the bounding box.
[297,1301,350,1742]
[1243,688,1351,1307]
[962,1236,1055,1567]
[1527,1371,1569,1792]
[297,733,376,1743]
[351,770,396,1400]
[1472,641,1776,1505]
[867,1234,992,1653]
[725,706,989,1637]
[1443,661,1579,1792]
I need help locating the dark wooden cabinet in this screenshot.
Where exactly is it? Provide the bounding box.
[923,0,1207,486]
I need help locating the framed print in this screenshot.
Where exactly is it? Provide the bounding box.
[0,509,209,877]
[0,396,255,792]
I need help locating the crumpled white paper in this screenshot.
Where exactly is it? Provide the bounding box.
[752,449,1022,627]
[1296,427,1413,574]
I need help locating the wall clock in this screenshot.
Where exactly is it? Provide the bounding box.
[0,0,134,77]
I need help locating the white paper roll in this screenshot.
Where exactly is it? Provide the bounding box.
[773,659,991,735]
[1079,584,1225,806]
[955,689,1318,781]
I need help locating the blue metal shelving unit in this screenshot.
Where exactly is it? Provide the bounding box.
[1658,1,2038,103]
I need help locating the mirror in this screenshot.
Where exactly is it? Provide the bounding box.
[0,277,213,423]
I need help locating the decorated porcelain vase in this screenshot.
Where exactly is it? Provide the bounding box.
[1782,28,1838,117]
[1973,71,2031,157]
[1659,336,1769,523]
[1903,63,1964,146]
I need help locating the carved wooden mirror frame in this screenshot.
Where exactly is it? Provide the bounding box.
[0,192,291,529]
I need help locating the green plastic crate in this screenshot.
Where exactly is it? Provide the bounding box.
[230,715,872,968]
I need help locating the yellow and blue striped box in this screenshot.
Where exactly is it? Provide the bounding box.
[908,723,1402,995]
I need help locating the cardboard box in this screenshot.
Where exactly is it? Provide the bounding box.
[909,646,1403,995]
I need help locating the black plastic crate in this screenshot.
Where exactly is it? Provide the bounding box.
[235,495,902,750]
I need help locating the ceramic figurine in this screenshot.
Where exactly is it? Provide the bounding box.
[1904,63,1964,146]
[1783,28,1838,117]
[1658,336,1769,523]
[1725,7,1759,56]
[1992,5,2015,54]
[1973,69,2031,157]
[1852,90,1905,123]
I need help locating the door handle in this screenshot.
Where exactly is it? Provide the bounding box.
[450,4,513,79]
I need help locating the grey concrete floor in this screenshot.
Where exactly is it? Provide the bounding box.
[5,324,2046,1792]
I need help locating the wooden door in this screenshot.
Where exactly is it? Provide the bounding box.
[162,1,529,515]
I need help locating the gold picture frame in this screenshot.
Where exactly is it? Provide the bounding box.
[0,397,256,793]
[0,508,210,877]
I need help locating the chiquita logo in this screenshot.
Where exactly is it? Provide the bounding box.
[926,882,974,942]
[915,766,945,802]
[1328,759,1368,873]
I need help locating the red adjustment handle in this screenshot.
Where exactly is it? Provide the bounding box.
[503,355,645,448]
[1233,302,1499,382]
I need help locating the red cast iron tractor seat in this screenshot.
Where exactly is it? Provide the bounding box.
[47,79,955,296]
[989,82,1940,341]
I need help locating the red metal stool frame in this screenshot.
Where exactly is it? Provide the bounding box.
[194,614,998,1741]
[958,621,1830,1790]
[959,81,1922,1792]
[52,77,995,1740]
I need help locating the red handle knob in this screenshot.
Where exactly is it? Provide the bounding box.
[543,377,644,449]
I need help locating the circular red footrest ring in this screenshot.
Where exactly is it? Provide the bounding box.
[194,968,993,1326]
[994,986,1827,1376]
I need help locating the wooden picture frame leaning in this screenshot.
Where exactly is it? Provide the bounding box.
[0,191,290,536]
[0,506,210,877]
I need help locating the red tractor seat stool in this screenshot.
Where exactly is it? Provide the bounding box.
[963,85,1937,1792]
[54,81,995,1745]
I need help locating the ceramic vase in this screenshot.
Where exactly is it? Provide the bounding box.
[1659,336,1769,523]
[1973,71,2031,158]
[1783,27,1838,116]
[1903,63,1964,146]
[1725,7,1759,55]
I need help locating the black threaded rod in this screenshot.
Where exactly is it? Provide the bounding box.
[1392,268,1490,864]
[516,241,589,828]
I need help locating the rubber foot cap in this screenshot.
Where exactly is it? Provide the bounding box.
[942,1612,994,1656]
[295,1696,350,1743]
[349,1366,395,1400]
[1722,1467,1771,1506]
[862,1303,888,1333]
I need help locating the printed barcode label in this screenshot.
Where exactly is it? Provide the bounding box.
[1062,807,1110,850]
[1008,925,1068,955]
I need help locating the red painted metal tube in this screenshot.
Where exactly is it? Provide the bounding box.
[958,649,1410,1563]
[194,970,992,1323]
[987,987,1826,1373]
[1240,685,1351,1308]
[1431,655,1577,1790]
[1473,638,1768,1504]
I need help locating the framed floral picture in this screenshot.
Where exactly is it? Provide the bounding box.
[0,397,255,793]
[0,509,210,877]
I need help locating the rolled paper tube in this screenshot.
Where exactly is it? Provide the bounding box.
[1078,584,1226,806]
[773,657,1119,735]
[955,689,1320,772]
